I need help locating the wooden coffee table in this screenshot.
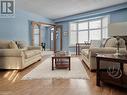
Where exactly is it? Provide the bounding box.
[52,53,71,70]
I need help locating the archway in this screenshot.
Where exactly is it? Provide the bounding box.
[31,21,63,53]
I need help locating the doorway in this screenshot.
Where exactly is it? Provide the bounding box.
[49,25,62,52]
[32,22,41,46]
[31,21,63,53]
[50,27,54,51]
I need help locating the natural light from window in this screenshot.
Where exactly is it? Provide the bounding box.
[69,16,109,46]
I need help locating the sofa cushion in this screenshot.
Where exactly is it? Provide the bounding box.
[28,46,42,50]
[90,40,101,48]
[81,49,89,59]
[101,38,109,47]
[105,38,117,47]
[0,40,10,49]
[89,47,116,57]
[24,50,41,59]
[15,41,27,49]
[105,37,126,48]
[0,49,24,57]
[9,41,18,49]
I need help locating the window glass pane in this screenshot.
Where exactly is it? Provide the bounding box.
[78,22,88,30]
[102,28,108,38]
[89,20,101,29]
[89,30,101,41]
[70,31,77,45]
[78,31,88,43]
[51,28,54,31]
[34,35,39,46]
[102,16,108,28]
[51,32,53,40]
[70,23,77,30]
[34,29,39,34]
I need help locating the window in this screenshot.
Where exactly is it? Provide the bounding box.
[50,27,54,41]
[78,22,88,30]
[69,23,77,45]
[89,20,101,29]
[33,28,40,46]
[89,19,101,41]
[78,22,88,43]
[69,16,109,46]
[89,30,101,40]
[102,16,108,39]
[78,31,88,42]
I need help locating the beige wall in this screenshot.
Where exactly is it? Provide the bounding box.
[108,22,127,36]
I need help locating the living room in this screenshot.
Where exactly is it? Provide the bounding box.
[0,0,127,95]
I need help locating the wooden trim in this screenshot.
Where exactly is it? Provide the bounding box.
[31,21,55,47]
[31,21,42,46]
[39,25,42,46]
[50,27,51,50]
[32,22,35,46]
[31,21,56,26]
[54,26,57,53]
[38,22,56,26]
[55,25,63,51]
[31,21,63,53]
[49,26,54,50]
[59,25,63,51]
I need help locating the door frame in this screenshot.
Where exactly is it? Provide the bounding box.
[31,21,62,52]
[32,22,42,46]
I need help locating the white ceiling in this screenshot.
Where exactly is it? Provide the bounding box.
[16,0,127,19]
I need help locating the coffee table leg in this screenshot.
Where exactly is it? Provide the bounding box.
[52,58,54,70]
[69,57,71,70]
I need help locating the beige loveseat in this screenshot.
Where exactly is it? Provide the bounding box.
[81,37,127,71]
[0,40,42,69]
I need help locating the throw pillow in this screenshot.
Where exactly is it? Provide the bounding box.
[9,41,18,49]
[15,41,27,49]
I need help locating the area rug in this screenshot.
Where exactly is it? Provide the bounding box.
[42,51,54,56]
[22,57,89,80]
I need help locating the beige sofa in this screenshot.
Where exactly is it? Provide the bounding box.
[0,40,42,70]
[81,37,127,71]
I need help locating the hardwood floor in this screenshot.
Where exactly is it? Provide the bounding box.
[0,55,127,95]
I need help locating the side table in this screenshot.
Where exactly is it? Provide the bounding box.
[96,54,127,88]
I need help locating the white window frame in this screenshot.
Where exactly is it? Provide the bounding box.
[69,15,110,46]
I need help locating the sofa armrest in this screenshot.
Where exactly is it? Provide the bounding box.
[89,47,116,57]
[119,48,127,55]
[0,49,24,57]
[28,46,42,50]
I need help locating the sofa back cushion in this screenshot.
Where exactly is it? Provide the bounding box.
[90,40,101,48]
[9,41,18,49]
[100,38,109,47]
[0,40,10,49]
[105,38,117,47]
[15,41,27,49]
[105,37,126,48]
